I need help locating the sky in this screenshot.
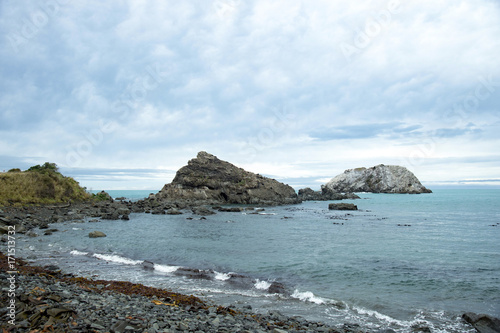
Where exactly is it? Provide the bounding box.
[1,0,499,191]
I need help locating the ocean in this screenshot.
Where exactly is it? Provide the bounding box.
[16,189,500,332]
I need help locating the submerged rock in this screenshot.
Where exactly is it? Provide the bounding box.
[152,152,300,207]
[324,164,432,194]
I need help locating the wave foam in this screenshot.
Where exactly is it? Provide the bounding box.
[291,290,326,304]
[154,263,180,273]
[353,306,404,325]
[70,250,89,256]
[254,279,272,290]
[92,253,142,265]
[214,271,232,281]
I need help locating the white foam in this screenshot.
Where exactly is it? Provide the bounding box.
[214,271,232,281]
[353,306,406,326]
[254,279,271,290]
[153,263,180,273]
[92,253,142,265]
[291,290,326,304]
[70,250,89,256]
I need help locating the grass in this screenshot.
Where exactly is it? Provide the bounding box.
[0,165,92,206]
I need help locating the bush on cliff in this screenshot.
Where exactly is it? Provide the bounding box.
[0,163,92,206]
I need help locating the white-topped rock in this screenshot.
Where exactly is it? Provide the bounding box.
[324,164,432,194]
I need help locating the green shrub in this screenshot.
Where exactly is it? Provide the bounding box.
[0,163,91,206]
[27,162,59,173]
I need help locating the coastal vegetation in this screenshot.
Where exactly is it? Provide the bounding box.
[0,162,91,206]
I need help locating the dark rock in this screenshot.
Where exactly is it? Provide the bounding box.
[151,208,165,215]
[268,282,287,294]
[192,206,216,216]
[298,187,360,201]
[120,214,130,220]
[410,324,432,332]
[462,313,500,333]
[328,203,358,210]
[101,211,120,220]
[145,151,300,207]
[142,261,155,270]
[175,268,212,280]
[89,231,107,238]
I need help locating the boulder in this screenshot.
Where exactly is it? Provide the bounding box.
[142,260,155,270]
[268,281,287,294]
[324,164,432,194]
[149,152,300,207]
[88,231,107,238]
[328,203,358,210]
[462,313,500,333]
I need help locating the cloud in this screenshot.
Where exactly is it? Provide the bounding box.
[1,0,499,189]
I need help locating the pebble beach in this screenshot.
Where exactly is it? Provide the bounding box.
[0,253,366,333]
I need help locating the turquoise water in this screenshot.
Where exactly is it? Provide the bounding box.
[90,190,156,201]
[16,190,500,332]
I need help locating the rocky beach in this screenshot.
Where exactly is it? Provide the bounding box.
[1,252,363,333]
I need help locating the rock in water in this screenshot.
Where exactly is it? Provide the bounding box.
[328,203,358,210]
[153,152,300,206]
[88,231,107,238]
[324,164,432,194]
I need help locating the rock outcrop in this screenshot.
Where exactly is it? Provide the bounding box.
[298,187,360,201]
[152,152,300,207]
[462,313,500,333]
[324,165,432,194]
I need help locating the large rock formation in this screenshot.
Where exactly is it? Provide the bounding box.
[324,164,432,194]
[153,152,300,206]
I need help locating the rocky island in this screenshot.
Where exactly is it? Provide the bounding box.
[324,164,432,194]
[148,151,300,208]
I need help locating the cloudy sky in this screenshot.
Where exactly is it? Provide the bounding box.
[1,0,499,191]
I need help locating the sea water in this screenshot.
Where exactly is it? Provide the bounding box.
[14,189,500,332]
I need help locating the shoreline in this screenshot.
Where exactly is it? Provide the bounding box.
[1,252,361,333]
